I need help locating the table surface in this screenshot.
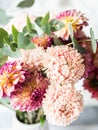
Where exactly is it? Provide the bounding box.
[0,105,98,130]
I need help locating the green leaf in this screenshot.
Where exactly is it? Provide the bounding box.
[69,24,74,39]
[90,28,97,54]
[40,116,45,126]
[54,37,64,45]
[0,28,8,47]
[0,98,10,104]
[49,19,64,32]
[73,38,87,54]
[41,24,51,35]
[0,55,8,66]
[18,32,35,49]
[41,12,50,26]
[34,17,43,26]
[3,36,11,45]
[10,43,18,51]
[12,25,19,42]
[0,49,6,58]
[0,98,13,111]
[68,23,75,47]
[26,15,32,32]
[2,45,21,58]
[33,22,44,36]
[17,0,34,8]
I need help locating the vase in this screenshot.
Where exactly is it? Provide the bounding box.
[12,112,49,130]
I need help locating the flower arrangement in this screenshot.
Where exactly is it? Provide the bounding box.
[0,9,98,126]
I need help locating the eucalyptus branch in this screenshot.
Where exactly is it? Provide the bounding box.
[0,101,14,111]
[78,38,98,43]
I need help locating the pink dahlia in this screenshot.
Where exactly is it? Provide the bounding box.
[83,68,98,100]
[19,47,45,69]
[42,83,83,126]
[42,45,85,85]
[10,69,49,111]
[0,62,25,97]
[55,9,88,40]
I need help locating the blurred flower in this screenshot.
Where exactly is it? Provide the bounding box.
[83,68,98,100]
[42,83,83,126]
[42,45,85,84]
[4,14,35,34]
[55,9,88,40]
[94,43,98,67]
[10,69,49,111]
[83,52,94,78]
[0,62,25,97]
[80,40,98,78]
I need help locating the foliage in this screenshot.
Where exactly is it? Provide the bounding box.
[0,13,65,65]
[17,0,35,8]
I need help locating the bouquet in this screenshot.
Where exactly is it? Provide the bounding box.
[0,9,97,126]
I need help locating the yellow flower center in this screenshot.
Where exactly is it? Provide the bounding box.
[62,16,80,30]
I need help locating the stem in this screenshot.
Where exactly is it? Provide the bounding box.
[27,112,33,124]
[36,108,44,122]
[78,38,98,43]
[67,38,98,46]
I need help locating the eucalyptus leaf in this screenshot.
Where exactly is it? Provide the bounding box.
[49,19,64,32]
[34,17,43,26]
[90,28,97,54]
[73,38,87,54]
[0,28,8,46]
[0,55,8,66]
[54,37,64,45]
[10,43,18,51]
[0,98,13,110]
[0,49,6,58]
[2,45,21,58]
[3,36,11,45]
[69,24,74,39]
[41,12,50,26]
[0,98,10,104]
[68,23,75,47]
[26,15,32,32]
[12,25,19,42]
[33,22,44,36]
[17,0,34,8]
[41,24,51,35]
[18,32,35,49]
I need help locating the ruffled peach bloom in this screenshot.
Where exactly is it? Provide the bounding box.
[19,47,45,69]
[55,9,88,40]
[42,83,83,126]
[42,45,85,85]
